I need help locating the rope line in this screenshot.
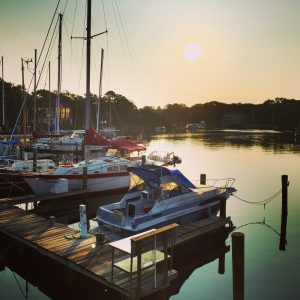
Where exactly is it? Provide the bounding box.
[232,189,282,206]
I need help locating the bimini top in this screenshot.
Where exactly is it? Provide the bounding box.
[128,164,196,189]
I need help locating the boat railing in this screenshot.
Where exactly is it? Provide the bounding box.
[193,178,235,189]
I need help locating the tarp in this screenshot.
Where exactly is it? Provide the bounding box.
[84,128,145,148]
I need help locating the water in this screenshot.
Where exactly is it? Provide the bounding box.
[1,130,300,299]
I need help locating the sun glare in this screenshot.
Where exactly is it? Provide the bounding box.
[183,43,202,62]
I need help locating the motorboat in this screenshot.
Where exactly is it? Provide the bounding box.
[154,126,166,134]
[96,165,236,237]
[147,151,182,166]
[186,122,206,132]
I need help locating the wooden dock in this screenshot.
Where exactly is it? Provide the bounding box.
[0,206,231,299]
[0,190,86,207]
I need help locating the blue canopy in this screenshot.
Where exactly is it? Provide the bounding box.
[0,140,18,145]
[129,165,196,189]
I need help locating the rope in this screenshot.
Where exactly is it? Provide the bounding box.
[232,189,282,206]
[226,219,281,246]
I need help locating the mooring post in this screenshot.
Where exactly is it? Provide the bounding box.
[279,175,288,251]
[232,232,244,300]
[220,197,227,218]
[79,204,88,238]
[0,253,6,272]
[49,216,56,226]
[82,166,88,202]
[82,143,85,161]
[218,253,225,274]
[200,173,206,185]
[32,147,37,172]
[142,154,146,164]
[75,143,79,163]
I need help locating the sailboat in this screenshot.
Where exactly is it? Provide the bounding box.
[22,0,135,196]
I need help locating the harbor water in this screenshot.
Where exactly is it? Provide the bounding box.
[0,130,299,299]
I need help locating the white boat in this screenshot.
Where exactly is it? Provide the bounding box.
[147,150,181,166]
[186,122,206,132]
[96,165,236,237]
[155,126,166,134]
[23,157,133,196]
[0,159,55,173]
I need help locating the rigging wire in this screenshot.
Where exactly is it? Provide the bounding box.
[114,0,140,89]
[62,0,69,15]
[110,0,129,70]
[36,0,61,68]
[36,15,59,88]
[102,0,111,89]
[70,0,79,90]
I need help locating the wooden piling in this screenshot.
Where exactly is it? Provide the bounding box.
[0,253,5,272]
[82,143,85,161]
[218,253,225,274]
[82,166,88,204]
[142,155,146,164]
[232,232,244,300]
[279,175,288,251]
[200,174,206,185]
[220,197,226,218]
[49,216,56,226]
[32,147,37,172]
[75,143,79,163]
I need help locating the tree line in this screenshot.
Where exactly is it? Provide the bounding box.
[1,80,300,135]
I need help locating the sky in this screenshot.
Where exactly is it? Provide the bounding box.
[0,0,299,108]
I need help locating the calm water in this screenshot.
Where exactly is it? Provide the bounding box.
[1,130,300,299]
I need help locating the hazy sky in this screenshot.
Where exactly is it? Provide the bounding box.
[0,0,299,108]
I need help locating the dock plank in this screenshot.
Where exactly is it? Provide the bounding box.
[0,206,229,299]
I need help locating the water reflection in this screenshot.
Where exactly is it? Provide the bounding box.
[151,131,300,153]
[0,225,232,300]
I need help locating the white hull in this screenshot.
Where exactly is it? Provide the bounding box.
[24,173,130,196]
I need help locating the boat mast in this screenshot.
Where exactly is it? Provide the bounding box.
[1,56,4,129]
[21,58,28,146]
[85,0,91,131]
[33,49,37,135]
[48,61,51,133]
[55,13,63,134]
[96,48,104,132]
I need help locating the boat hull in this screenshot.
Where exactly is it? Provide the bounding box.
[24,172,130,196]
[97,195,227,238]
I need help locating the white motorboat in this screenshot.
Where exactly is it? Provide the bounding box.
[96,165,236,237]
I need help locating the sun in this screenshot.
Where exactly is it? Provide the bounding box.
[183,43,202,62]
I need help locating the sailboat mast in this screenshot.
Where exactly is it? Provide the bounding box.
[33,49,37,135]
[85,0,91,131]
[1,56,4,128]
[55,13,63,133]
[48,61,51,133]
[96,48,104,132]
[21,58,27,146]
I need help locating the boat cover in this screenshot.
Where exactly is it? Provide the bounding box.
[129,165,196,189]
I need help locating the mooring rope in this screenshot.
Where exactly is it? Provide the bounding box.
[232,189,282,206]
[226,219,281,246]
